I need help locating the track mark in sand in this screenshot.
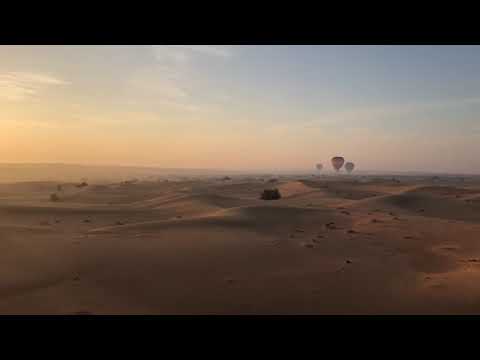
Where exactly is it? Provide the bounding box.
[325,222,340,230]
[72,311,93,315]
[430,283,448,289]
[301,242,314,249]
[441,247,458,252]
[335,260,354,273]
[410,251,459,274]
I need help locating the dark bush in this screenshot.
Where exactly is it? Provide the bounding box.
[50,193,60,202]
[76,181,88,188]
[260,188,281,200]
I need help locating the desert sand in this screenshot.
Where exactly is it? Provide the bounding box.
[2,174,480,314]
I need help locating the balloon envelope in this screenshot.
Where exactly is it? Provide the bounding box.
[345,162,355,173]
[331,157,345,172]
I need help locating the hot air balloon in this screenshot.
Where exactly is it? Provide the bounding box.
[345,162,355,174]
[331,156,345,172]
[316,163,323,171]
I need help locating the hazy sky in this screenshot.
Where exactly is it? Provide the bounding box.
[2,45,480,173]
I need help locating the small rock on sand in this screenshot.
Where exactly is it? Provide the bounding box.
[442,247,457,251]
[325,222,336,229]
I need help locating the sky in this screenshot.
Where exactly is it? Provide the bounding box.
[1,45,480,173]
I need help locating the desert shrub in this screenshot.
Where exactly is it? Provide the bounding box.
[260,188,281,200]
[50,193,60,202]
[222,176,231,181]
[268,178,278,183]
[76,181,88,188]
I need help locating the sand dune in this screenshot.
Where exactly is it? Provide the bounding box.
[349,185,480,223]
[2,176,480,314]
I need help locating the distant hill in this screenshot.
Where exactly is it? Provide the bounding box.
[1,163,479,184]
[0,163,242,183]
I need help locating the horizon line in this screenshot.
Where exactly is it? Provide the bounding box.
[0,162,479,177]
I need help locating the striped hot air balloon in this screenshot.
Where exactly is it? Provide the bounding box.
[331,156,345,172]
[345,162,355,174]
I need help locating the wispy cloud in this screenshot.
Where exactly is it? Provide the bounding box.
[152,45,232,63]
[0,72,69,101]
[303,95,480,134]
[125,46,234,113]
[166,45,232,58]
